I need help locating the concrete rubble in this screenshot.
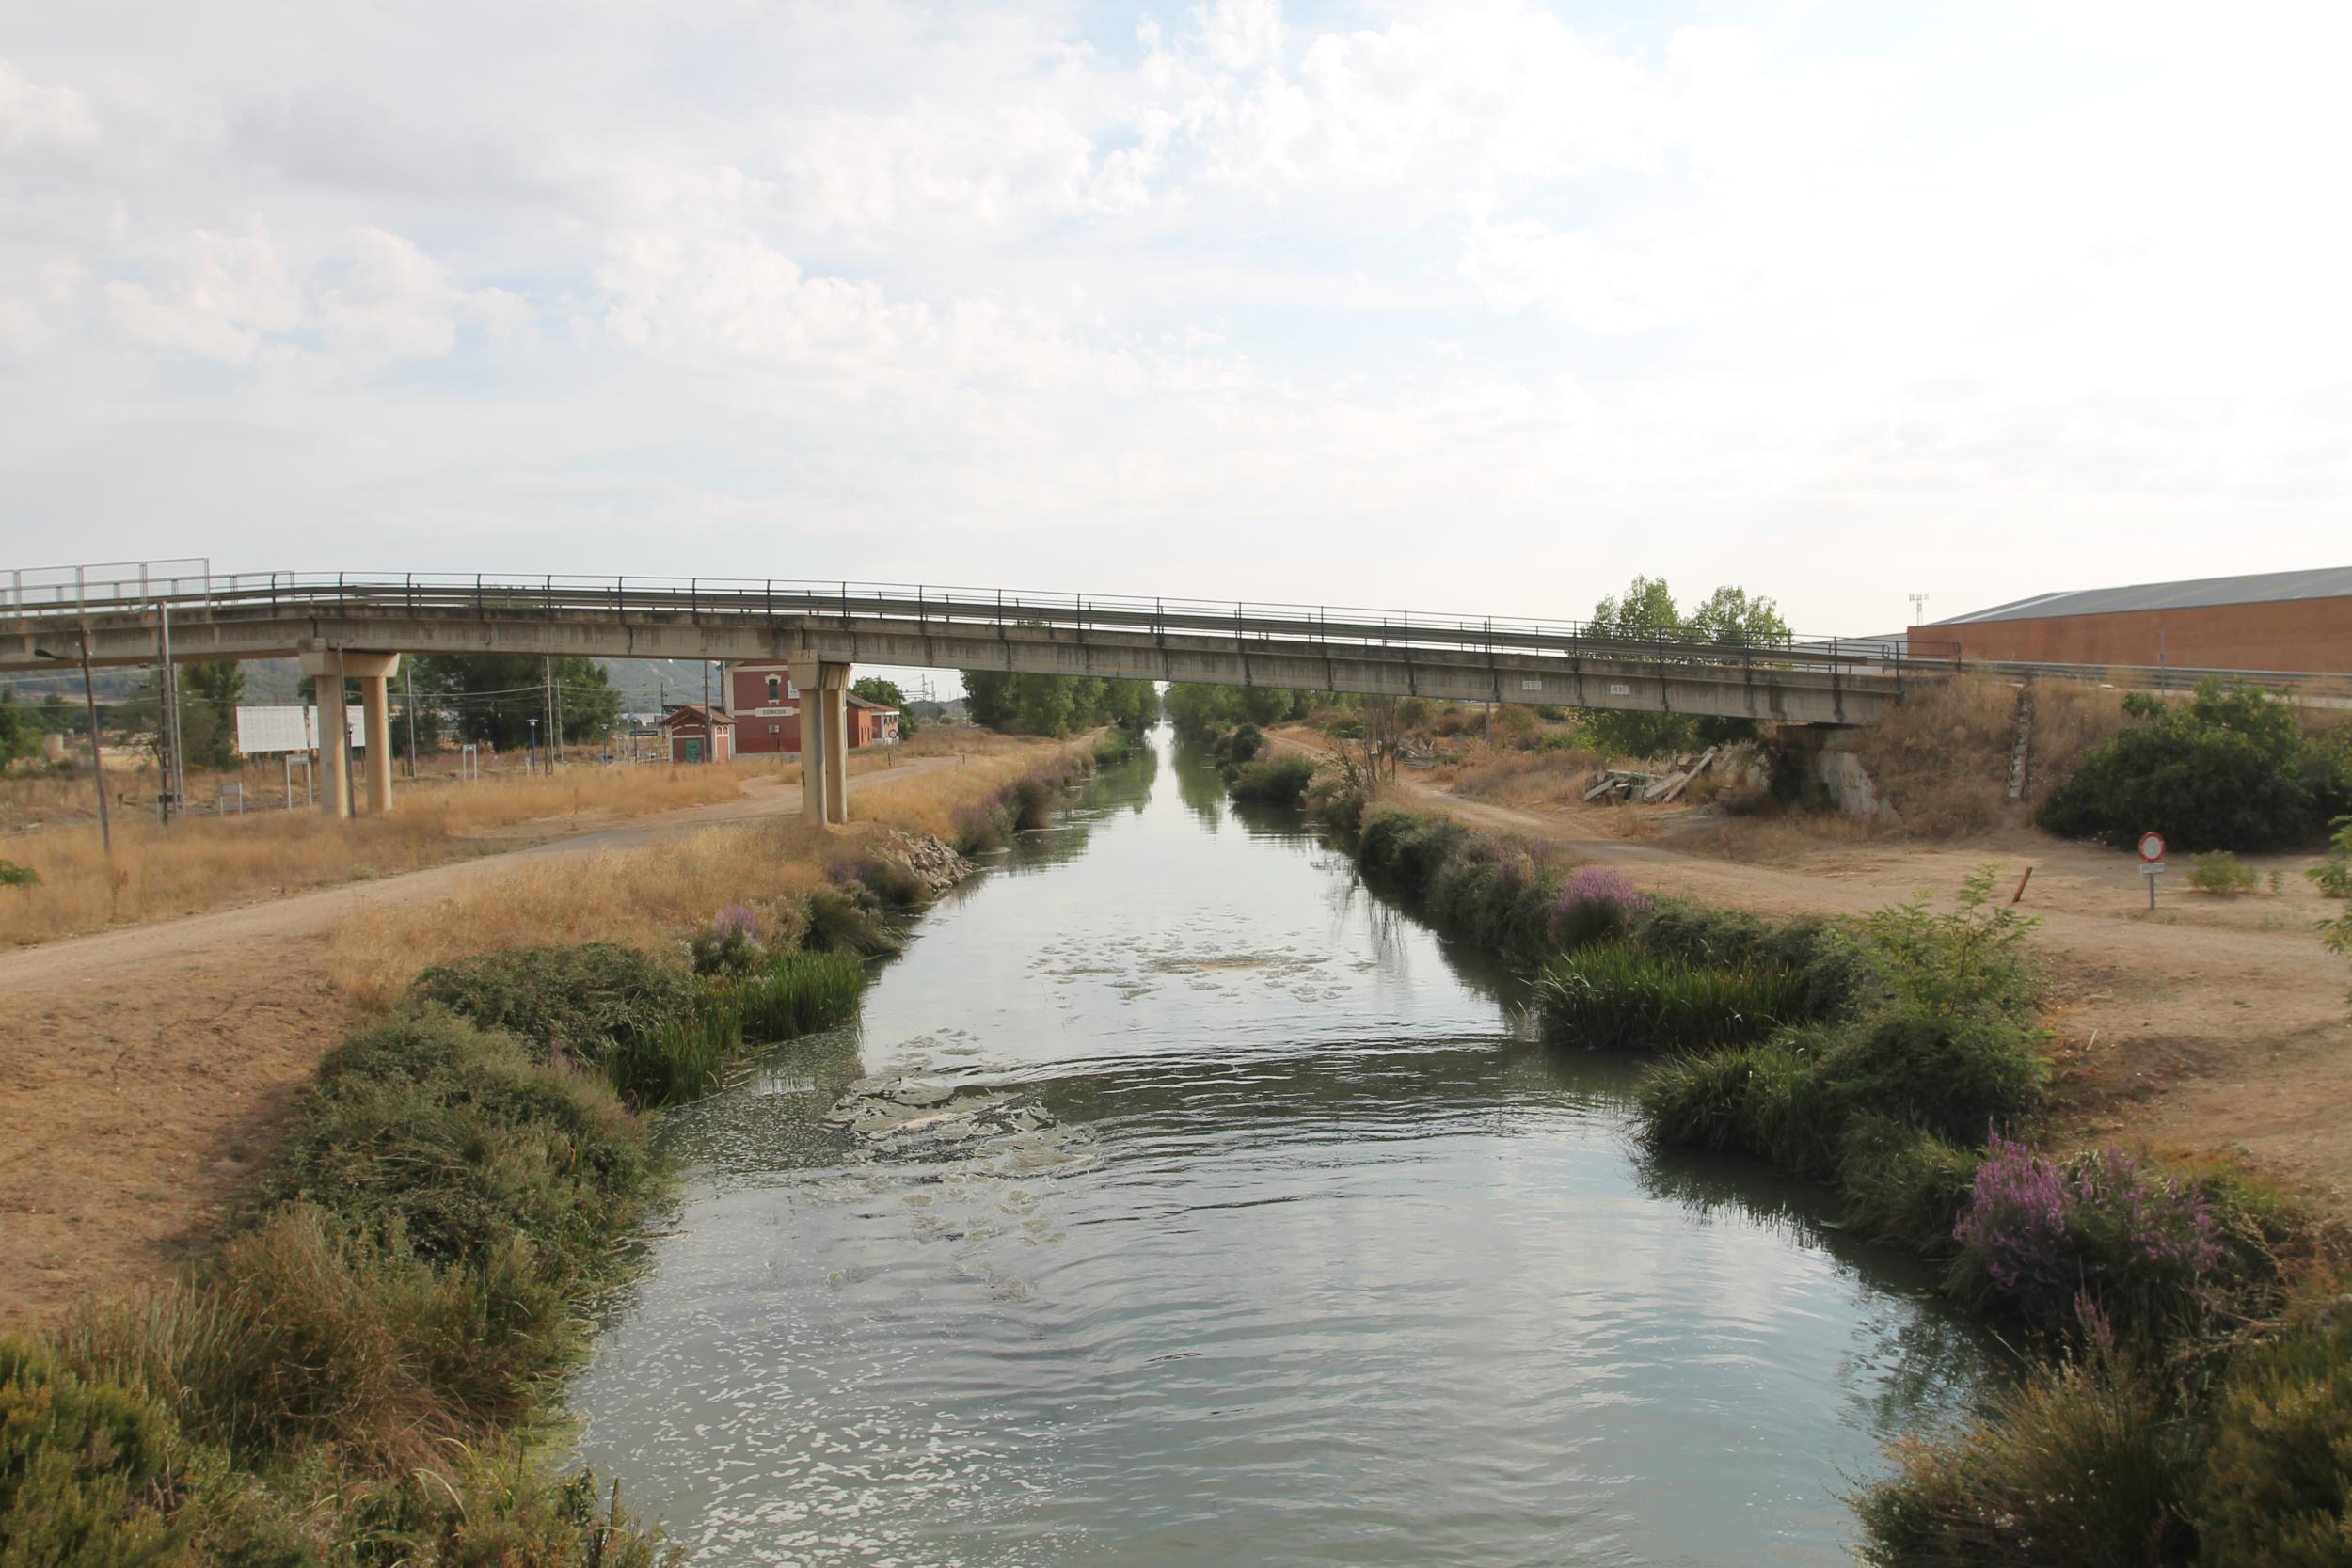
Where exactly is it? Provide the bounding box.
[868,829,978,897]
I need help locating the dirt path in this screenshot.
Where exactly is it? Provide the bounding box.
[1283,736,2352,1213]
[0,757,949,1324]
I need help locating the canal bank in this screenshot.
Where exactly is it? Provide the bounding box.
[570,725,1998,1566]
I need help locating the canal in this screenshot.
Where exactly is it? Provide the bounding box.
[571,725,1994,1566]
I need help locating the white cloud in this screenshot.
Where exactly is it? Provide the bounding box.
[0,59,96,163]
[0,1,2345,632]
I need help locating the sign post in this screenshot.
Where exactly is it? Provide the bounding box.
[2137,832,2167,910]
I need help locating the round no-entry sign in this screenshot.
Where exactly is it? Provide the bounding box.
[2138,832,2167,863]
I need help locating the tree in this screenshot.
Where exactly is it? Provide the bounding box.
[961,672,1157,736]
[178,662,245,770]
[408,655,621,752]
[852,676,917,736]
[1582,576,1699,757]
[0,688,37,768]
[1683,586,1791,649]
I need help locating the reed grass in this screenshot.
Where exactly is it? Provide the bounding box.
[1533,941,1803,1051]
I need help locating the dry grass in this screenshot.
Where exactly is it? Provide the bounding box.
[850,735,1087,840]
[323,732,1087,1007]
[0,760,782,946]
[1439,745,1610,810]
[326,820,836,1007]
[1851,673,2025,838]
[2026,678,2130,805]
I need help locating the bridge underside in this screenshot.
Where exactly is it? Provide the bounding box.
[0,606,1905,728]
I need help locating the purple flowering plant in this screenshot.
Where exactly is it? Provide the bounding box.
[1552,864,1650,948]
[690,904,766,977]
[1952,1130,2221,1336]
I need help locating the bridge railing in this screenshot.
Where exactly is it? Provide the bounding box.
[0,568,1961,677]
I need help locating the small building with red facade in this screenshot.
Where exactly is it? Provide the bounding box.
[658,704,734,764]
[723,663,898,754]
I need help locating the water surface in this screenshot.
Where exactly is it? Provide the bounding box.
[572,728,1992,1566]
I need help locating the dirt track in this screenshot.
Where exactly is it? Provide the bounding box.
[1382,769,2352,1214]
[0,760,947,1325]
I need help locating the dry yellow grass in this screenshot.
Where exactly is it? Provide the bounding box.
[326,819,836,1007]
[2024,678,2129,805]
[851,736,1084,839]
[1850,672,2024,838]
[323,732,1089,1007]
[0,759,783,945]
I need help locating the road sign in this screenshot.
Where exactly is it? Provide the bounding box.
[2137,832,2166,863]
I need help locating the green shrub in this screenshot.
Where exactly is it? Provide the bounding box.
[0,1335,182,1567]
[1819,1006,2045,1146]
[2194,1292,2352,1564]
[0,859,38,888]
[252,1006,654,1272]
[1835,1117,1983,1253]
[736,951,865,1043]
[1534,942,1802,1052]
[2187,850,2262,895]
[1851,865,2041,1021]
[1857,1344,2198,1568]
[2039,679,2350,851]
[334,1455,678,1568]
[2309,816,2352,898]
[803,881,901,957]
[410,944,697,1067]
[65,1210,573,1473]
[1092,734,1132,768]
[1227,756,1316,806]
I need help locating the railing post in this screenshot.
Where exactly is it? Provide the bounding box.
[337,571,345,611]
[405,573,414,615]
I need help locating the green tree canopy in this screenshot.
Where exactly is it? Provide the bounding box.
[1578,577,1789,758]
[2039,681,2352,851]
[0,688,37,768]
[961,672,1156,736]
[407,656,622,752]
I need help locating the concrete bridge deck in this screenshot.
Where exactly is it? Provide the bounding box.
[0,570,1947,727]
[0,568,1960,825]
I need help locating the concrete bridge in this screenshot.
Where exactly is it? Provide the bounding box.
[0,568,1955,825]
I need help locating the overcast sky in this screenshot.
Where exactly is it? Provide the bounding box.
[3,0,2347,640]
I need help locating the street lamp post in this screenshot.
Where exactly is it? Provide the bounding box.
[35,628,111,855]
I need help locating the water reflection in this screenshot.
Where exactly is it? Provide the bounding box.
[571,726,1997,1568]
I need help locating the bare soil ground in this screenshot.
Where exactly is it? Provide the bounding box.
[0,760,948,1325]
[1289,733,2352,1218]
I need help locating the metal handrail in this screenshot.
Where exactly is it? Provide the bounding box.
[0,566,1949,673]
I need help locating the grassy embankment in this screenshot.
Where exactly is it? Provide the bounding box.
[0,736,1099,1566]
[0,729,1029,946]
[1301,763,2347,1566]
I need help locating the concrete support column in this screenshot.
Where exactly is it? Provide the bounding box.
[300,646,400,819]
[359,673,394,813]
[789,656,853,825]
[315,699,350,818]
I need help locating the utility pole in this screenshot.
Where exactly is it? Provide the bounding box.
[700,659,712,764]
[37,630,113,854]
[404,660,418,778]
[543,656,556,771]
[160,601,187,820]
[337,648,358,818]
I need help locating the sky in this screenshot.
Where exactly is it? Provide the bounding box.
[3,0,2348,643]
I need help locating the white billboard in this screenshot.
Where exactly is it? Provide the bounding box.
[235,705,364,755]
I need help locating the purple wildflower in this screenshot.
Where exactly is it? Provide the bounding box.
[1556,864,1648,916]
[714,904,759,940]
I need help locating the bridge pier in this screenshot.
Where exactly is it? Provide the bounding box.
[790,656,850,825]
[298,648,401,817]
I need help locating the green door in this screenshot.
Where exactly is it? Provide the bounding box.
[682,738,703,764]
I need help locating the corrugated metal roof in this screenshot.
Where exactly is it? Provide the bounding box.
[1932,565,2352,625]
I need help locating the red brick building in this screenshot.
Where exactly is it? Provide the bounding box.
[723,663,899,755]
[1911,566,2352,673]
[657,704,733,764]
